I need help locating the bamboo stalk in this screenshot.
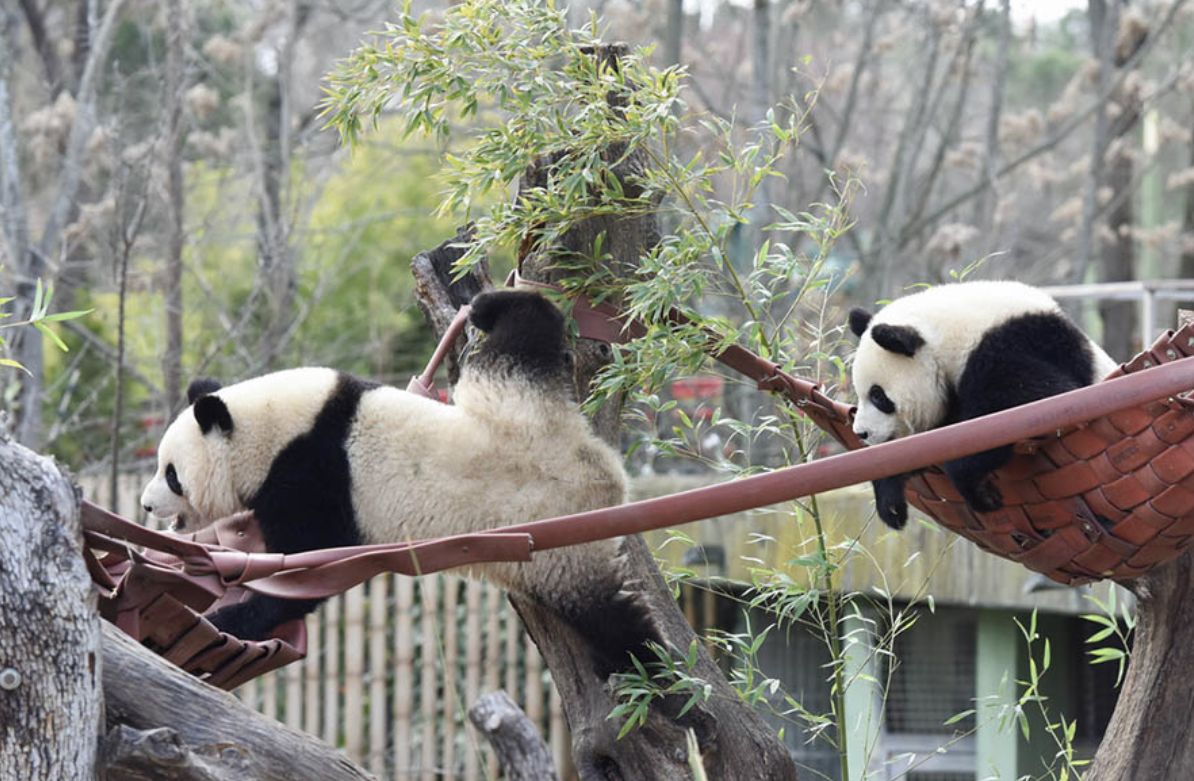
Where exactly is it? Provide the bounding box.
[464,580,483,781]
[369,575,389,777]
[345,585,366,761]
[323,596,340,747]
[419,577,439,781]
[394,576,415,779]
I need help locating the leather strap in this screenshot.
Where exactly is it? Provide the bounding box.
[407,303,473,402]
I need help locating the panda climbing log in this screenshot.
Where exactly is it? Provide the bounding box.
[140,290,655,674]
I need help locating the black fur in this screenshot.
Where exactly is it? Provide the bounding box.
[546,581,663,680]
[931,312,1098,520]
[873,475,911,529]
[848,307,873,337]
[187,378,222,404]
[194,395,234,435]
[942,312,1099,514]
[207,373,376,641]
[469,290,570,381]
[862,311,1099,524]
[871,323,925,357]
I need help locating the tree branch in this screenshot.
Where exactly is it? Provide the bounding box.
[467,691,559,781]
[16,0,64,95]
[102,623,374,781]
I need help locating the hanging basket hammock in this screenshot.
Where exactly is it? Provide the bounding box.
[538,275,1194,586]
[892,325,1194,584]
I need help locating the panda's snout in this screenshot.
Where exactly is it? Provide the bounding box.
[856,430,869,441]
[142,502,154,514]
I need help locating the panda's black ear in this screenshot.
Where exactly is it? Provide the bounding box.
[468,292,510,334]
[469,290,561,334]
[194,394,234,436]
[187,378,222,404]
[848,308,873,338]
[871,323,925,357]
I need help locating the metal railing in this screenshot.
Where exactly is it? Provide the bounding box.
[1042,279,1194,352]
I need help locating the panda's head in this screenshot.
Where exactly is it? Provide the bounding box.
[468,290,572,384]
[848,307,948,445]
[140,378,237,531]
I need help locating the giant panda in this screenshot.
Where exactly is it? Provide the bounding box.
[848,280,1119,529]
[140,290,652,674]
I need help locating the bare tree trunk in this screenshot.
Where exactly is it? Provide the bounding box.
[1087,554,1194,779]
[973,0,1011,234]
[254,3,310,370]
[0,7,39,444]
[101,624,374,781]
[3,0,127,448]
[1182,131,1194,280]
[664,0,683,66]
[1074,0,1119,285]
[1095,2,1146,359]
[0,432,101,781]
[162,0,188,415]
[1098,142,1137,359]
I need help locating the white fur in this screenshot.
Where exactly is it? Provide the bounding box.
[851,281,1119,443]
[141,366,626,612]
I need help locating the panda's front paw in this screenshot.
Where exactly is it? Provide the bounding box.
[872,477,909,530]
[963,477,1003,514]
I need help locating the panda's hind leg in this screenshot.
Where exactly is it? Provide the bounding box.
[943,446,1011,513]
[948,317,1091,514]
[554,587,662,680]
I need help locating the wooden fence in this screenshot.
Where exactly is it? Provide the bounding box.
[82,472,574,779]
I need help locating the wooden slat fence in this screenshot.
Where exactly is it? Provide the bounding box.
[81,472,572,779]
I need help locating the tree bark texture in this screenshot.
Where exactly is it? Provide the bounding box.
[1087,554,1194,779]
[100,725,256,781]
[0,432,101,780]
[413,100,797,780]
[101,624,373,781]
[467,691,560,781]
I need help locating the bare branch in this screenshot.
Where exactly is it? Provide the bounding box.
[15,0,64,95]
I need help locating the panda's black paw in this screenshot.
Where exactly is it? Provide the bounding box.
[878,498,908,529]
[963,478,1003,514]
[872,476,909,530]
[208,602,271,642]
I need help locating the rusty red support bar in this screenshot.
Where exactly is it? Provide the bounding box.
[498,356,1194,550]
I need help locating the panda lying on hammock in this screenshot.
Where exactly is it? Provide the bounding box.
[848,280,1120,529]
[139,290,654,675]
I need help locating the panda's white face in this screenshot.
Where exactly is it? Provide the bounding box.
[140,397,239,531]
[849,307,950,445]
[140,368,343,531]
[847,281,1077,445]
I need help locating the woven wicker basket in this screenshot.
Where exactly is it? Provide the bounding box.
[894,324,1194,585]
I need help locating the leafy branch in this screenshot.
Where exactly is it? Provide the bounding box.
[0,279,91,374]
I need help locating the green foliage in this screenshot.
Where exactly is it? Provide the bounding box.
[0,279,92,374]
[1081,588,1135,687]
[1014,610,1089,780]
[323,0,685,276]
[609,640,712,740]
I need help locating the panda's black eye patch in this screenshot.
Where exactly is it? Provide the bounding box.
[868,385,896,415]
[165,463,183,496]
